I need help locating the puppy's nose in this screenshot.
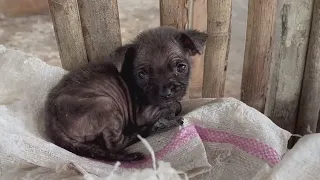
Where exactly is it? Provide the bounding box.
[159,86,174,98]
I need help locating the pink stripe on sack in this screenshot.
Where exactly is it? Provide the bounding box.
[121,125,281,169]
[194,126,281,165]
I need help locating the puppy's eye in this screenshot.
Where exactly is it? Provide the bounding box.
[177,63,187,73]
[138,71,147,79]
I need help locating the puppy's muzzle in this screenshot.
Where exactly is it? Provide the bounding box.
[159,84,175,98]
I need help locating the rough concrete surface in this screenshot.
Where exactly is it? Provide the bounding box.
[0,0,248,98]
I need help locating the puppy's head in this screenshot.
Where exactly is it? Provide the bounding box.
[119,27,207,104]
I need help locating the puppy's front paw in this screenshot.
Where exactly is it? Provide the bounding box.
[151,116,184,133]
[159,101,182,115]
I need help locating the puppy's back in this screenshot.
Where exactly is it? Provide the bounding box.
[44,62,136,160]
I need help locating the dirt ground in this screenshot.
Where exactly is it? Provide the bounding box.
[0,0,248,98]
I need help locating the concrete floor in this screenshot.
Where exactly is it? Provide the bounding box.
[0,0,249,98]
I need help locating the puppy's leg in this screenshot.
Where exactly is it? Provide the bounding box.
[139,101,182,121]
[102,130,139,150]
[102,130,144,161]
[157,100,182,119]
[102,113,145,161]
[137,101,184,136]
[171,100,182,116]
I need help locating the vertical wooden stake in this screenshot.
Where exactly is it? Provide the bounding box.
[241,0,277,112]
[77,0,122,63]
[265,0,313,132]
[202,0,232,98]
[48,0,88,71]
[296,0,320,135]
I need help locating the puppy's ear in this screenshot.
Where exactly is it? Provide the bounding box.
[120,45,136,78]
[110,44,134,60]
[108,44,135,71]
[124,45,136,62]
[175,29,208,56]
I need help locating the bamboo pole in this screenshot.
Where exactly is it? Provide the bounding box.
[202,0,232,98]
[77,0,121,63]
[48,0,88,70]
[188,0,207,98]
[296,0,320,135]
[241,0,277,112]
[159,0,188,30]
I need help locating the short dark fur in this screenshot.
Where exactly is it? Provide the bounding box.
[45,27,207,162]
[45,61,146,161]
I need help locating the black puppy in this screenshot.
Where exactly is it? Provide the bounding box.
[110,26,208,134]
[44,26,207,162]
